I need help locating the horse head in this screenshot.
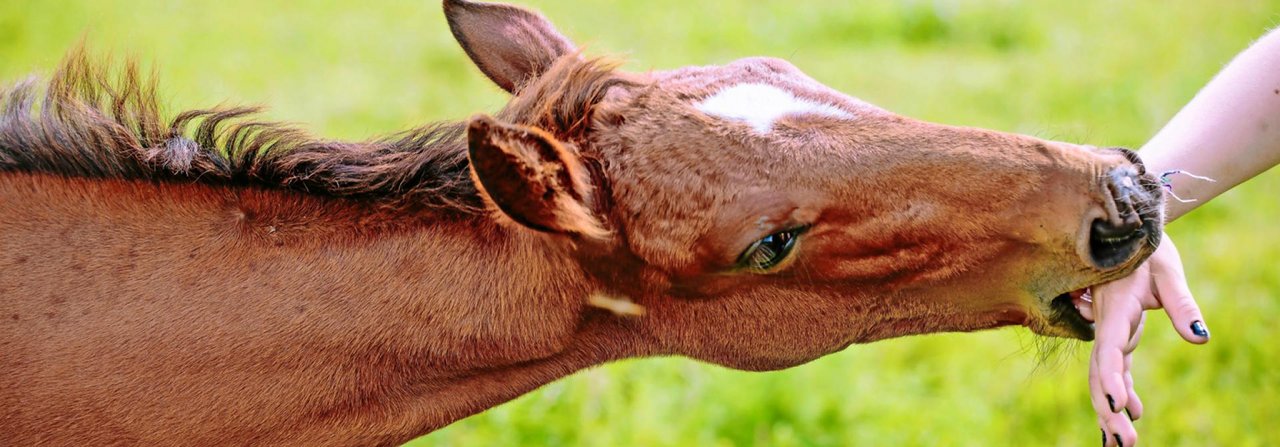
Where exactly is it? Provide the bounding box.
[446,0,1163,370]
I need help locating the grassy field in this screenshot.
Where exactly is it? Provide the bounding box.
[3,1,1278,445]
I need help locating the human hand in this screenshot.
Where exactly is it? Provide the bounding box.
[1087,238,1209,446]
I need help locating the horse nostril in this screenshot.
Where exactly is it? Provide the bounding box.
[1092,217,1141,240]
[1088,219,1146,269]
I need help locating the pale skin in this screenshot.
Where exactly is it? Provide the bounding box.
[1091,27,1280,446]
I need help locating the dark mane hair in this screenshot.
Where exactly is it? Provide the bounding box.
[0,47,626,212]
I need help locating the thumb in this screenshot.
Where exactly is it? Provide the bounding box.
[1150,239,1209,344]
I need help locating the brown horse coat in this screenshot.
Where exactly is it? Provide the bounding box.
[0,0,1165,444]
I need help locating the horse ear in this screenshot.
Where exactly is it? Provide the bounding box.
[443,0,576,93]
[466,115,608,238]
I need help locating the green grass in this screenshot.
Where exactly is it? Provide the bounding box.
[3,1,1278,445]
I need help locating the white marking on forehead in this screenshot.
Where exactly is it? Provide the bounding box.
[695,83,853,133]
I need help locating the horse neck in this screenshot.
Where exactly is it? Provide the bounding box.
[1,173,642,443]
[221,186,639,432]
[322,214,637,438]
[232,191,644,440]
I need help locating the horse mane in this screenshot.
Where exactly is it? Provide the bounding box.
[0,46,626,212]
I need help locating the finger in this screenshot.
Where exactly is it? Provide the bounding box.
[1089,349,1113,422]
[1103,408,1138,447]
[1123,314,1146,353]
[1125,371,1144,422]
[1098,418,1109,447]
[1098,351,1138,447]
[1093,295,1140,414]
[1097,344,1129,416]
[1124,355,1143,421]
[1149,239,1209,344]
[1098,418,1110,447]
[1078,292,1096,322]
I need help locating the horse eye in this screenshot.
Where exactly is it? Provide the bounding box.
[737,228,805,271]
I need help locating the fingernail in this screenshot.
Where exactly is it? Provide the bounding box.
[1107,394,1117,413]
[1100,429,1106,446]
[1126,408,1135,421]
[1191,320,1210,338]
[1114,433,1124,447]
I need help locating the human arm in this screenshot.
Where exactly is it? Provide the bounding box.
[1091,26,1280,447]
[1143,27,1280,219]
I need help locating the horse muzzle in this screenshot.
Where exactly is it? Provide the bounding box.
[1084,148,1164,270]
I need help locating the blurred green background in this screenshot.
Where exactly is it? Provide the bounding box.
[3,1,1277,445]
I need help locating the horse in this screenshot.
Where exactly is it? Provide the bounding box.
[0,0,1165,445]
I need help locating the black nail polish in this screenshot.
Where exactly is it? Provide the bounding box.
[1100,429,1106,446]
[1114,433,1124,447]
[1107,394,1117,413]
[1191,320,1210,338]
[1126,408,1135,421]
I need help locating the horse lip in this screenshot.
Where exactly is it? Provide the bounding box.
[1048,292,1095,341]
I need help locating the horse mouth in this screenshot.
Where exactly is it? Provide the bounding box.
[1045,214,1158,342]
[1046,290,1095,341]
